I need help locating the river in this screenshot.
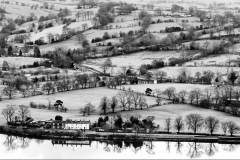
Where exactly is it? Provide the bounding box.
[0,134,239,159]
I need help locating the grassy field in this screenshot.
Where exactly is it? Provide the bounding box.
[118,103,240,134]
[83,50,182,72]
[39,36,81,52]
[199,27,240,39]
[1,101,239,134]
[184,54,240,66]
[0,87,165,124]
[150,67,240,79]
[1,2,58,19]
[183,40,222,50]
[0,57,44,67]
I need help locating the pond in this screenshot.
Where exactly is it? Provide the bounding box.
[0,134,239,159]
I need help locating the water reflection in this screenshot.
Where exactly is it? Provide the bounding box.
[175,142,184,155]
[3,136,31,151]
[187,142,204,158]
[205,143,218,157]
[1,135,240,159]
[222,144,238,152]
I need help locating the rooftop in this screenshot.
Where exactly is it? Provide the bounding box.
[52,120,91,124]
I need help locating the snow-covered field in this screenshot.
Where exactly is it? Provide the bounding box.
[184,54,240,66]
[0,57,44,67]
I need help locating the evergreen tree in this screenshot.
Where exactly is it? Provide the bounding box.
[19,50,22,56]
[33,46,41,57]
[7,46,13,56]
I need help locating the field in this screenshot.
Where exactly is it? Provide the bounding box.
[0,2,58,19]
[83,50,182,72]
[118,104,240,134]
[0,87,171,124]
[9,0,78,10]
[0,57,44,67]
[183,40,222,50]
[39,37,81,52]
[1,85,240,134]
[184,54,240,66]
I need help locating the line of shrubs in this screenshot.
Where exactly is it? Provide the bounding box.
[29,102,68,112]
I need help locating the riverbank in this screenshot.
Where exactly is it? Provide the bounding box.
[1,125,240,143]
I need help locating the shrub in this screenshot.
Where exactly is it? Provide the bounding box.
[107,42,112,46]
[30,102,37,108]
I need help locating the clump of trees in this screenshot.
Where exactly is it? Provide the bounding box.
[29,101,68,112]
[96,91,148,115]
[2,104,31,124]
[153,84,240,117]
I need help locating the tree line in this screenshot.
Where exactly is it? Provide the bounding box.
[80,90,148,116]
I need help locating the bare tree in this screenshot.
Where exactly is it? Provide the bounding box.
[18,105,31,123]
[20,85,30,98]
[202,41,210,55]
[110,96,118,113]
[188,90,195,105]
[213,88,220,104]
[100,58,112,73]
[221,122,228,135]
[155,71,167,83]
[132,92,140,110]
[163,87,176,100]
[80,103,96,116]
[156,97,162,105]
[227,121,239,136]
[165,117,172,133]
[178,90,187,103]
[193,88,202,106]
[205,116,219,135]
[179,21,190,30]
[138,95,147,110]
[82,23,89,30]
[154,8,162,16]
[174,116,184,133]
[185,114,204,134]
[116,92,128,111]
[3,86,17,99]
[41,82,55,95]
[99,96,109,115]
[126,92,133,110]
[47,33,54,43]
[204,87,213,108]
[2,105,17,123]
[75,33,87,44]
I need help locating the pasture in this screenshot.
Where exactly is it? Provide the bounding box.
[117,104,240,134]
[184,54,240,66]
[183,40,222,50]
[0,87,160,109]
[83,50,183,73]
[0,57,44,67]
[0,2,58,19]
[0,87,169,125]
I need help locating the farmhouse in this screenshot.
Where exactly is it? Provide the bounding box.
[52,120,91,130]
